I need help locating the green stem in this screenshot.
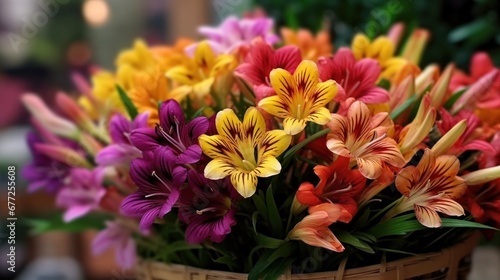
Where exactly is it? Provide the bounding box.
[370,196,404,224]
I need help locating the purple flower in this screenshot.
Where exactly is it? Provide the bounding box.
[121,149,187,232]
[56,168,106,222]
[178,170,240,244]
[92,220,136,269]
[96,112,149,167]
[130,100,208,165]
[187,16,280,54]
[22,132,71,194]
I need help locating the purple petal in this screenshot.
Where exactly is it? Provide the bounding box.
[176,145,203,165]
[139,208,161,232]
[159,100,185,130]
[130,127,160,152]
[185,116,209,141]
[96,144,141,166]
[63,205,93,222]
[109,114,132,144]
[116,237,136,269]
[159,188,180,217]
[133,112,150,129]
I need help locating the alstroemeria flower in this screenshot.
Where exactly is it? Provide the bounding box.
[258,60,338,135]
[326,101,406,179]
[121,149,187,231]
[450,52,500,109]
[56,168,106,222]
[129,66,186,126]
[437,109,495,155]
[22,132,71,194]
[318,48,389,105]
[167,41,236,101]
[287,203,350,252]
[96,112,149,167]
[187,16,279,54]
[199,107,291,198]
[281,28,332,61]
[461,179,500,233]
[391,149,466,228]
[131,100,208,165]
[179,170,240,244]
[235,41,302,102]
[296,156,366,217]
[92,220,136,269]
[351,34,420,83]
[479,132,500,168]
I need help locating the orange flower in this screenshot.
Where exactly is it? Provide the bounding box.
[326,101,406,179]
[280,28,332,61]
[287,203,350,252]
[296,156,366,217]
[386,149,466,228]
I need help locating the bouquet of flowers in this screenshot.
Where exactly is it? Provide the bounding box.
[22,13,500,279]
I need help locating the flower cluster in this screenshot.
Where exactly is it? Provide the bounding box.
[22,13,500,277]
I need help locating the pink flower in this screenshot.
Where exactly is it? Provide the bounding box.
[235,41,302,102]
[92,220,136,269]
[437,109,495,155]
[318,48,389,106]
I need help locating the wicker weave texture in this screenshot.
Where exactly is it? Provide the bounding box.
[136,232,480,280]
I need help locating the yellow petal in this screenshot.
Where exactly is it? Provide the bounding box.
[293,60,318,97]
[368,36,394,63]
[198,134,231,159]
[194,41,215,71]
[351,34,370,60]
[242,107,266,143]
[166,66,196,85]
[309,80,338,110]
[230,171,258,198]
[306,107,332,126]
[270,68,296,103]
[258,95,290,119]
[204,159,233,180]
[356,157,384,179]
[192,78,214,99]
[283,117,308,135]
[254,156,281,177]
[215,109,242,142]
[259,130,292,158]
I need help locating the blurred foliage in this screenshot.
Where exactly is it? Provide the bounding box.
[253,0,500,70]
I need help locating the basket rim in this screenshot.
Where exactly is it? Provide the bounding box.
[136,231,481,280]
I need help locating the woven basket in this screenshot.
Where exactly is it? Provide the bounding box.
[136,232,480,280]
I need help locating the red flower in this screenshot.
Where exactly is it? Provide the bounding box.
[462,179,500,233]
[235,41,302,102]
[296,156,366,218]
[318,48,389,105]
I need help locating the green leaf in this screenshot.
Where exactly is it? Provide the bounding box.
[252,211,259,235]
[337,230,375,254]
[390,94,418,120]
[163,240,202,256]
[368,214,425,238]
[24,213,111,234]
[266,185,283,237]
[252,192,269,223]
[262,257,295,280]
[116,85,138,119]
[441,218,499,230]
[377,79,391,90]
[248,244,294,280]
[443,88,467,109]
[214,255,237,268]
[255,233,285,249]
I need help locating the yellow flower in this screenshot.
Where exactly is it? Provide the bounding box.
[129,66,188,126]
[351,34,419,83]
[116,39,156,71]
[258,60,338,135]
[166,41,236,103]
[199,107,291,198]
[79,70,126,119]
